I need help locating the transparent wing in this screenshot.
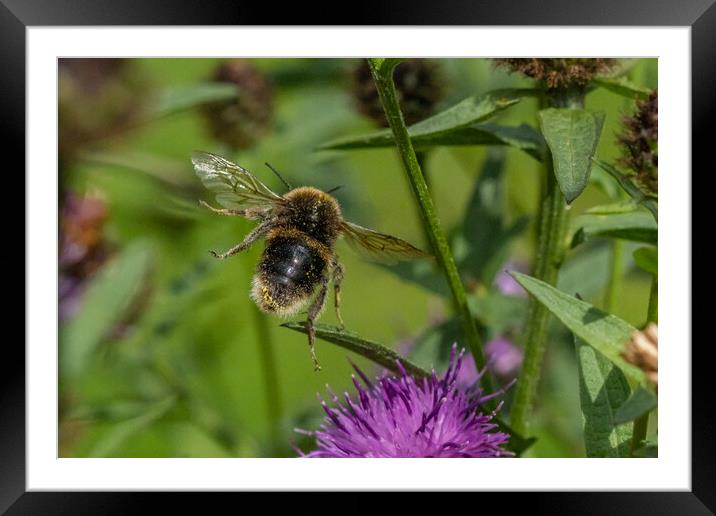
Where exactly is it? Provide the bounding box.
[341,221,431,264]
[191,151,285,211]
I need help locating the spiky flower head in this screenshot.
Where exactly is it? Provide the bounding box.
[617,90,658,198]
[494,58,617,90]
[201,59,274,149]
[298,345,511,458]
[351,59,445,127]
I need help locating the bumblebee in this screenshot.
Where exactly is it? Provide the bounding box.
[192,151,429,371]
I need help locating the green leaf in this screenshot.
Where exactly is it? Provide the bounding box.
[538,108,606,203]
[571,210,657,248]
[592,158,658,221]
[318,89,540,155]
[633,246,658,275]
[281,322,429,379]
[614,386,658,424]
[88,396,176,457]
[61,241,153,379]
[148,83,239,119]
[593,77,651,100]
[575,337,633,457]
[510,272,645,384]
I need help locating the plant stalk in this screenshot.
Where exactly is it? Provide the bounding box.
[632,274,658,454]
[510,89,581,435]
[367,59,491,393]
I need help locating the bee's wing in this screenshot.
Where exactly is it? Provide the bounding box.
[192,151,285,213]
[340,221,431,264]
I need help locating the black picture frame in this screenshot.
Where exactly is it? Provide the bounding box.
[4,0,709,512]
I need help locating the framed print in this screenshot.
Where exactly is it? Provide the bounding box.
[4,0,711,511]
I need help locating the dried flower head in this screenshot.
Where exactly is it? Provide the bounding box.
[622,323,658,387]
[201,59,274,149]
[297,345,512,458]
[58,58,148,163]
[351,59,445,127]
[494,58,617,90]
[617,90,658,198]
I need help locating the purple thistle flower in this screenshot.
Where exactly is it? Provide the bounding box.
[297,345,512,458]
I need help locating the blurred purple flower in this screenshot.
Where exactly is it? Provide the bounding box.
[59,192,112,322]
[454,337,523,387]
[485,337,523,380]
[494,260,528,297]
[297,345,511,458]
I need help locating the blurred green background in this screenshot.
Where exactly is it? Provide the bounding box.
[58,58,657,458]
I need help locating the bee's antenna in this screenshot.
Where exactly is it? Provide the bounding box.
[326,185,344,194]
[265,162,293,191]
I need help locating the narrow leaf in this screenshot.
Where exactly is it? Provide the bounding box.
[539,108,605,203]
[148,83,239,119]
[61,241,153,379]
[592,158,658,221]
[510,272,645,384]
[633,246,658,275]
[575,336,633,457]
[318,89,539,154]
[593,77,651,100]
[614,386,658,424]
[281,322,429,378]
[571,210,657,248]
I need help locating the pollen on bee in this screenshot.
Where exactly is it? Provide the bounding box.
[250,274,310,318]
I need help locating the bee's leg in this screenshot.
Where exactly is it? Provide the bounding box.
[305,276,330,372]
[199,200,249,217]
[209,219,275,260]
[332,259,345,330]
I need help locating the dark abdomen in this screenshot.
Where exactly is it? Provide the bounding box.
[255,235,327,311]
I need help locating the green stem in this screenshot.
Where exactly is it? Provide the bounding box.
[367,59,491,393]
[631,274,658,454]
[510,89,580,435]
[415,150,430,190]
[604,239,624,313]
[647,274,658,324]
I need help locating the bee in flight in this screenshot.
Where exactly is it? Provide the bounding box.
[192,151,430,371]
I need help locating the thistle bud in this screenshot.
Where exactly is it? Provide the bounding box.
[493,58,617,90]
[617,90,658,198]
[351,59,445,127]
[622,323,658,387]
[201,59,274,149]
